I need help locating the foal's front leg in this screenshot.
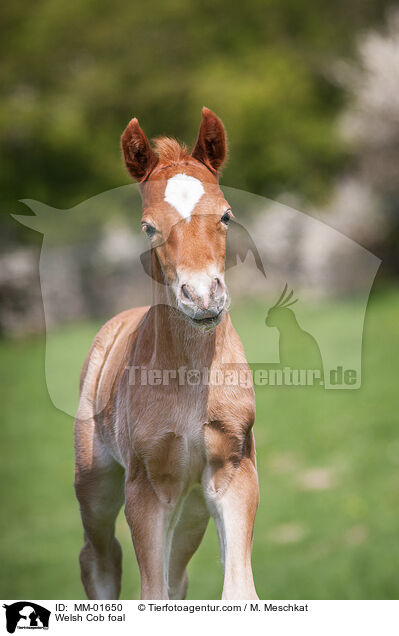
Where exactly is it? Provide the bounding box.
[125,470,172,599]
[203,439,259,600]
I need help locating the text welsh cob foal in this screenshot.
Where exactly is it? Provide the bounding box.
[74,108,259,599]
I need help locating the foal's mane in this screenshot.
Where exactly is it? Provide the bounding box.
[152,137,190,165]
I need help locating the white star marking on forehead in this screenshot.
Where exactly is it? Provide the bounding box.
[164,173,205,221]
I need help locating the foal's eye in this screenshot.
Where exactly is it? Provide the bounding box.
[141,222,156,238]
[220,210,232,226]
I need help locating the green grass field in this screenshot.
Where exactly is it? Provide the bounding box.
[1,286,398,599]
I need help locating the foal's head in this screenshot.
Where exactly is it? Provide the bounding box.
[122,107,231,328]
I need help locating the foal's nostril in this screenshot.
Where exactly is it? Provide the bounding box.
[213,276,225,297]
[180,283,199,305]
[181,284,192,301]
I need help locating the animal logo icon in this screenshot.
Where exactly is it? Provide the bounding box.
[266,284,323,373]
[2,602,50,633]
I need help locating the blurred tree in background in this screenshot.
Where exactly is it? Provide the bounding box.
[336,7,399,273]
[0,0,392,246]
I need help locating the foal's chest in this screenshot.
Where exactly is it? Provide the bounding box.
[128,384,209,497]
[129,376,254,505]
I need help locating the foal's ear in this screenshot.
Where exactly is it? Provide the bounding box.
[191,107,227,174]
[121,118,158,182]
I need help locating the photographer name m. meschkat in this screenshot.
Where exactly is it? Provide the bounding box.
[263,603,308,612]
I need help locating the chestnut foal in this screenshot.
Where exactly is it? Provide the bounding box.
[74,108,259,600]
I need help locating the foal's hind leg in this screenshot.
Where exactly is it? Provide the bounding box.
[167,487,210,599]
[74,419,125,599]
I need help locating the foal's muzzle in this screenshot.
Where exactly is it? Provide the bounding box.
[177,273,227,327]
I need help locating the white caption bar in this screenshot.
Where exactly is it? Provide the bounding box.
[1,600,397,636]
